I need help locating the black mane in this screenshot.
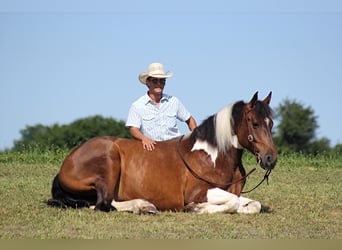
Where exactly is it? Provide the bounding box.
[191,101,245,147]
[191,115,217,146]
[231,101,245,134]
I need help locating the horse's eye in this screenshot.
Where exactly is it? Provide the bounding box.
[253,122,259,129]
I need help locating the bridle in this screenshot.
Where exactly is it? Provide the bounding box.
[243,107,272,193]
[177,108,272,194]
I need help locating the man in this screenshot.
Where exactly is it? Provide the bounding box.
[126,62,197,151]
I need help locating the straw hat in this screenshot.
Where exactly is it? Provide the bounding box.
[138,62,173,84]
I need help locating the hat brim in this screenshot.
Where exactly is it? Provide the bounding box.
[139,72,173,85]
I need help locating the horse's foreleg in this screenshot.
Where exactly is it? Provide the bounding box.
[190,188,261,214]
[227,165,246,195]
[192,188,239,214]
[94,158,119,212]
[237,196,261,214]
[111,199,158,214]
[94,180,116,212]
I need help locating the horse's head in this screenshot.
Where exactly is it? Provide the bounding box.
[234,91,277,170]
[191,91,277,170]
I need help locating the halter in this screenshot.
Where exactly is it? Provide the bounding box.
[241,107,272,193]
[245,108,259,156]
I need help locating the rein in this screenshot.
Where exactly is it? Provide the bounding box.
[241,168,271,194]
[177,135,270,192]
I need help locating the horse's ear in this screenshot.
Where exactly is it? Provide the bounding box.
[248,91,258,108]
[263,91,272,105]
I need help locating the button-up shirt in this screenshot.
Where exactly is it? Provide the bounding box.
[126,93,191,141]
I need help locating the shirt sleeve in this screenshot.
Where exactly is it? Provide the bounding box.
[126,105,141,128]
[174,97,191,122]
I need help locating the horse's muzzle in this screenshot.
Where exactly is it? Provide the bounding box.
[259,153,277,170]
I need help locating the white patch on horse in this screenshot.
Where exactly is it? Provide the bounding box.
[231,135,243,149]
[237,196,262,214]
[193,188,239,214]
[265,117,270,127]
[111,199,157,214]
[192,188,261,214]
[207,188,238,205]
[191,139,218,166]
[215,104,243,151]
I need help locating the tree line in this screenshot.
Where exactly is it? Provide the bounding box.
[10,99,342,155]
[12,115,130,151]
[273,99,341,155]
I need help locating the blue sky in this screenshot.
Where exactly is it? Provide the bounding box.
[1,0,342,150]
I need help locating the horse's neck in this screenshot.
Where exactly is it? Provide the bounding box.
[217,147,243,170]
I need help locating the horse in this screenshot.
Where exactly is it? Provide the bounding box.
[47,91,277,214]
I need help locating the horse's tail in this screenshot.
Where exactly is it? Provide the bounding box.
[47,174,92,209]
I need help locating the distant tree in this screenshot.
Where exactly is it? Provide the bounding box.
[307,137,331,155]
[13,124,52,150]
[332,144,342,155]
[273,99,330,154]
[13,115,131,151]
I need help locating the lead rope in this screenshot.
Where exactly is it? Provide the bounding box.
[241,169,271,194]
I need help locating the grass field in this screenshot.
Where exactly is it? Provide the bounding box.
[0,149,341,239]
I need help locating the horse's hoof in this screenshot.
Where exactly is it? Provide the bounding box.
[140,205,158,215]
[95,203,116,212]
[183,202,196,213]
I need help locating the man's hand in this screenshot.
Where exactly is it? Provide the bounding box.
[141,137,157,151]
[129,126,156,151]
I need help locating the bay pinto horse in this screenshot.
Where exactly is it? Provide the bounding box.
[47,92,277,214]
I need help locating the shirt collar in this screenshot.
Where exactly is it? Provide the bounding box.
[144,93,171,105]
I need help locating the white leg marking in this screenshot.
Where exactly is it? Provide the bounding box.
[207,187,238,204]
[111,199,157,214]
[191,139,218,165]
[193,188,239,214]
[237,196,262,214]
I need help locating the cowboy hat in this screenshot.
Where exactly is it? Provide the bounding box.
[138,62,173,84]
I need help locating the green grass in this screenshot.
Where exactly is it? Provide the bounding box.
[0,150,341,239]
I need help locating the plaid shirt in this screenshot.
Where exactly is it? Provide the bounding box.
[126,93,191,141]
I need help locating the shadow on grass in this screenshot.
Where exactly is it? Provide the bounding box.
[260,205,273,213]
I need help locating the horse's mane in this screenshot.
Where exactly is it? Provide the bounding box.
[191,100,272,153]
[191,102,241,153]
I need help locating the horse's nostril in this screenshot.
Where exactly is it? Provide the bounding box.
[260,154,277,170]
